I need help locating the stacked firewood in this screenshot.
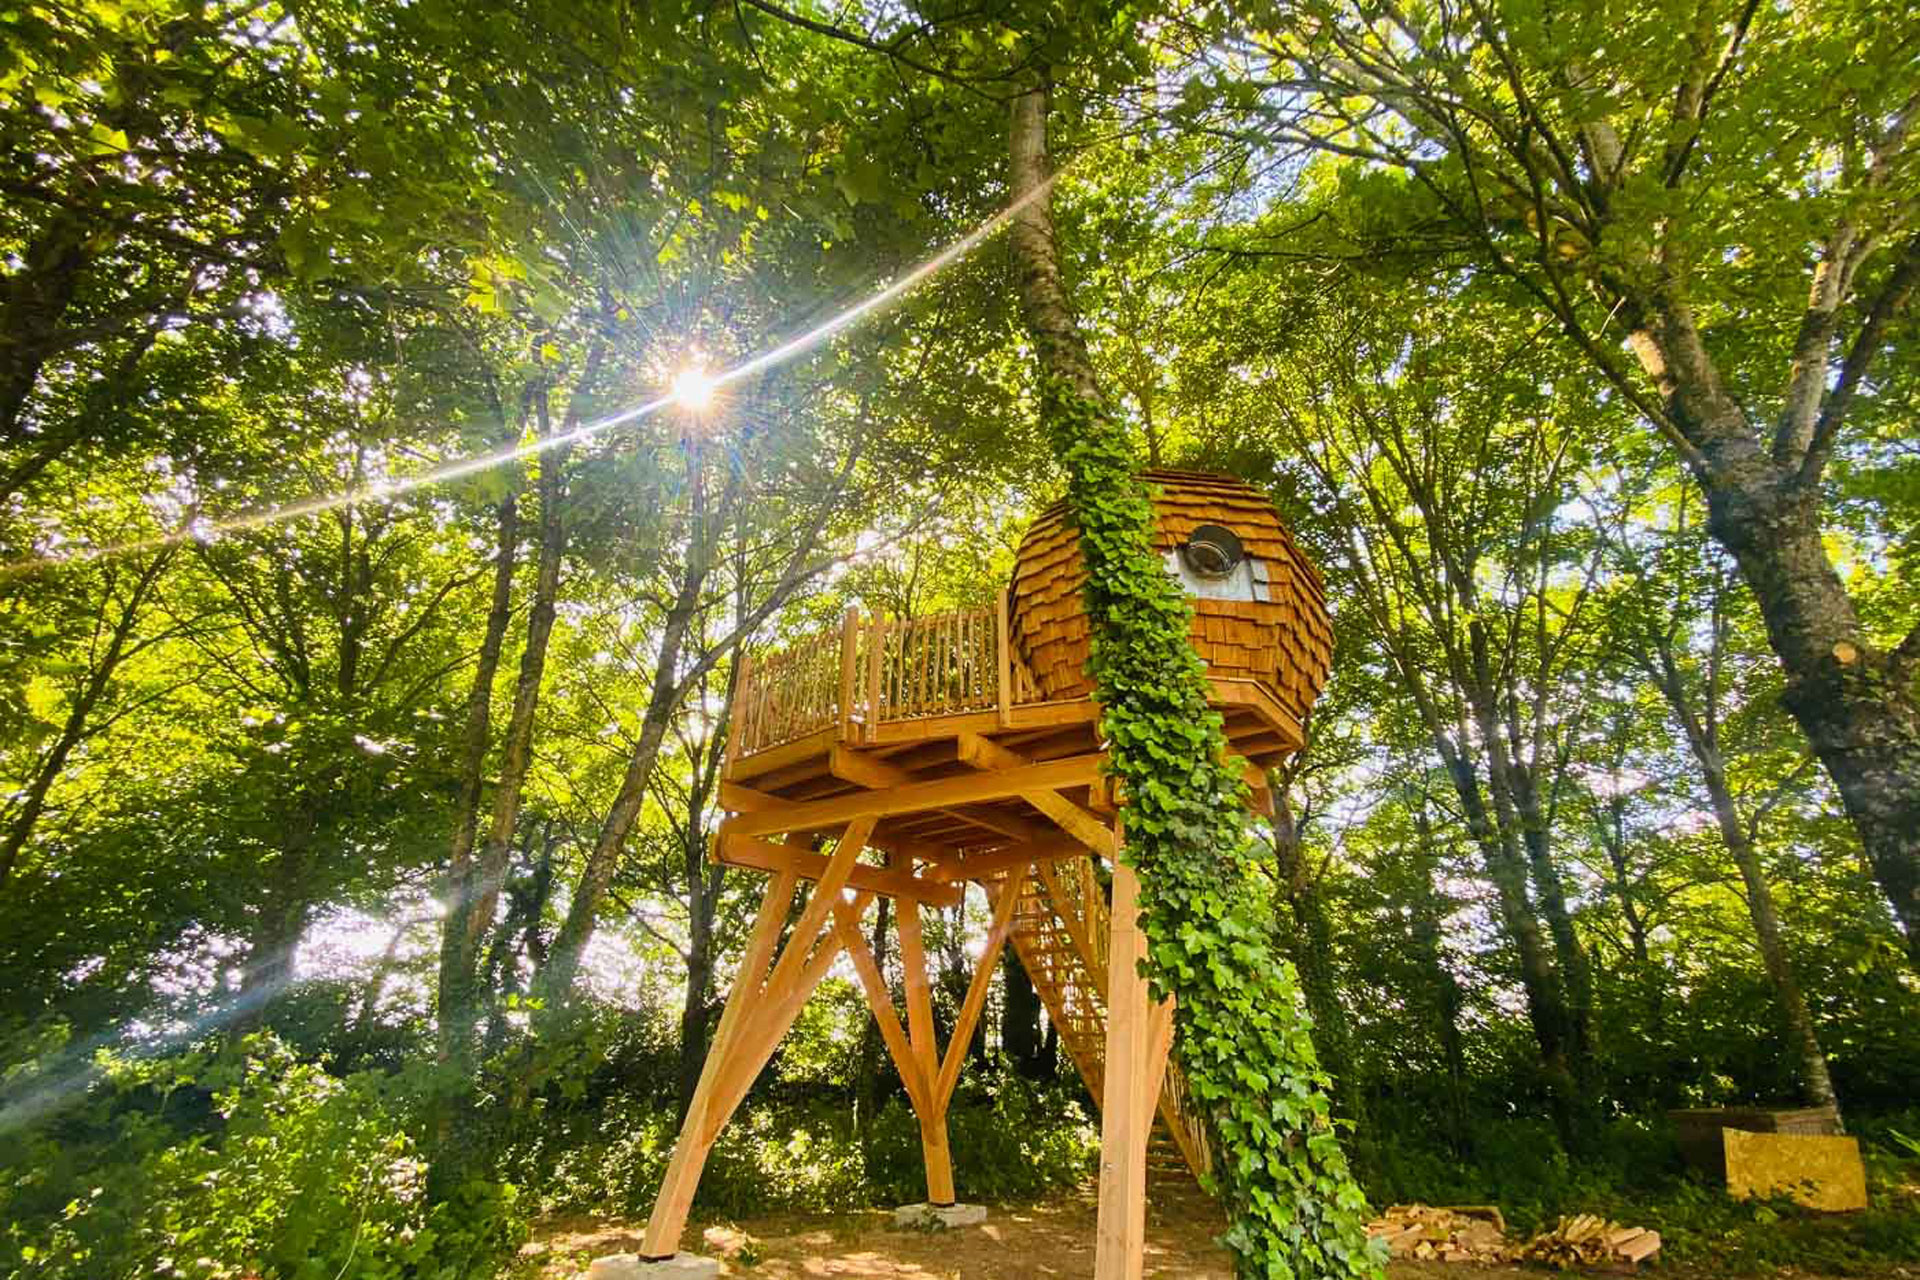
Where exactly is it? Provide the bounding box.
[1366,1204,1662,1269]
[1365,1204,1508,1262]
[1516,1214,1662,1269]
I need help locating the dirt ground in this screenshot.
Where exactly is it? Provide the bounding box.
[521,1178,1572,1280]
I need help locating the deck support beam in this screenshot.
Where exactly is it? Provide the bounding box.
[712,831,964,907]
[955,733,1117,857]
[721,752,1107,839]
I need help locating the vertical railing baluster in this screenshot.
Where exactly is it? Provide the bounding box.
[996,590,1012,726]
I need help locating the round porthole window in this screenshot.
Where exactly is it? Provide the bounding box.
[1180,524,1244,578]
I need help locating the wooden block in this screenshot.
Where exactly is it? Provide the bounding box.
[1618,1231,1661,1263]
[1724,1130,1867,1211]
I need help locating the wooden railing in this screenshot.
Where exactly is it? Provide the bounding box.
[731,597,1023,759]
[732,632,843,757]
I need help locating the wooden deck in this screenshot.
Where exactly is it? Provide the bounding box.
[718,597,1305,885]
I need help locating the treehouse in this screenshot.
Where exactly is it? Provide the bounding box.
[638,470,1333,1280]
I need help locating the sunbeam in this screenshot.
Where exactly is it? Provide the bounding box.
[2,170,1062,579]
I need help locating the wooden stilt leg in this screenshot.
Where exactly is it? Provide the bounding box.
[640,869,797,1258]
[897,897,956,1205]
[1095,862,1152,1280]
[705,903,865,1140]
[641,816,877,1258]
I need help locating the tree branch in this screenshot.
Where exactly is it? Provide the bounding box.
[1793,235,1920,491]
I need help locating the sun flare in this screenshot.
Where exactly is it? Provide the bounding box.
[670,364,716,412]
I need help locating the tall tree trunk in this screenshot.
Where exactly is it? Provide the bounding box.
[535,433,840,1017]
[483,828,556,1058]
[1344,540,1588,1140]
[465,368,589,960]
[1409,804,1470,1157]
[238,788,329,1023]
[1464,621,1594,1082]
[1705,756,1840,1115]
[677,898,717,1120]
[675,795,725,1118]
[1595,793,1652,970]
[436,484,521,1067]
[537,487,712,1016]
[677,633,748,1118]
[1269,783,1359,1127]
[1641,627,1840,1116]
[352,915,415,1045]
[1435,733,1583,1142]
[0,210,92,445]
[1007,89,1101,406]
[852,896,895,1138]
[428,372,580,1199]
[1508,761,1594,1069]
[1627,295,1920,968]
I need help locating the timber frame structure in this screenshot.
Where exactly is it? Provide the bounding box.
[642,472,1333,1280]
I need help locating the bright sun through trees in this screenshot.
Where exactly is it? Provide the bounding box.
[1,1,1916,1279]
[670,365,716,413]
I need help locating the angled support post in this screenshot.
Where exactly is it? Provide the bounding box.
[640,818,876,1260]
[895,895,955,1205]
[887,868,1029,1209]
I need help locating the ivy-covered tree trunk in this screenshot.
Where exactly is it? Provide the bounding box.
[1007,80,1381,1280]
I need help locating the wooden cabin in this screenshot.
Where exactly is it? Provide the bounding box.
[640,470,1333,1280]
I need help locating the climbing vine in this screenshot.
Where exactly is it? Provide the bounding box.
[1043,381,1385,1280]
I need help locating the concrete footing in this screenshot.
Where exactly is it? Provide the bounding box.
[891,1202,988,1230]
[585,1253,720,1279]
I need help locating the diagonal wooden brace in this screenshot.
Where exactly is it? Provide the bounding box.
[640,819,877,1259]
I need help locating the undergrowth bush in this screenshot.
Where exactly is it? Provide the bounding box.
[496,1068,1097,1219]
[1,1032,525,1280]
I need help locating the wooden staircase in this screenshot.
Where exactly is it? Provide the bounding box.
[1001,857,1215,1187]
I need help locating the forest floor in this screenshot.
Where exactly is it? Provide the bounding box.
[520,1175,1737,1280]
[522,1175,1235,1278]
[521,1173,1920,1280]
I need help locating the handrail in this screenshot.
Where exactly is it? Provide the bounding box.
[732,597,1033,759]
